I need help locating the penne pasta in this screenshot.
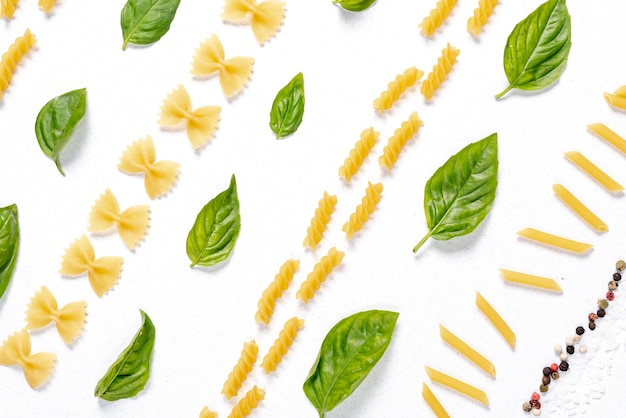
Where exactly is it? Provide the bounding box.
[439,324,496,377]
[564,151,623,192]
[587,123,626,155]
[499,268,562,292]
[475,292,515,349]
[517,227,593,253]
[603,85,626,111]
[422,382,450,418]
[552,184,608,232]
[425,366,489,406]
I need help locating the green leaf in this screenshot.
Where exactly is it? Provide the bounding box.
[414,133,498,253]
[120,0,181,50]
[0,204,19,300]
[35,88,87,175]
[269,72,305,139]
[186,174,241,268]
[496,0,571,98]
[333,0,378,12]
[303,310,399,418]
[94,310,155,401]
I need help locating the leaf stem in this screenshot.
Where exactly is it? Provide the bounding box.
[413,230,432,253]
[494,84,513,99]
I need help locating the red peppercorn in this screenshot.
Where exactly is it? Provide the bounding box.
[531,392,540,401]
[550,363,558,372]
[607,290,615,301]
[588,313,598,322]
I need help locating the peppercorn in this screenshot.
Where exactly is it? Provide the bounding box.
[530,399,541,409]
[613,272,622,281]
[597,308,606,317]
[542,367,551,376]
[609,281,618,291]
[559,361,569,371]
[589,321,597,330]
[550,363,558,372]
[588,313,598,322]
[542,375,551,385]
[551,371,560,380]
[579,345,588,354]
[598,299,609,309]
[574,334,582,342]
[533,408,542,416]
[531,392,540,401]
[565,336,574,346]
[566,345,575,354]
[616,260,626,271]
[523,401,533,412]
[607,291,615,301]
[576,325,586,334]
[539,384,549,393]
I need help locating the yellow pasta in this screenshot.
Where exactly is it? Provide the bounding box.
[564,151,624,192]
[191,34,254,99]
[342,181,383,239]
[422,382,450,418]
[419,0,458,37]
[118,136,181,199]
[517,227,593,253]
[222,0,286,45]
[378,111,423,171]
[261,316,304,373]
[339,127,379,182]
[255,259,300,325]
[296,247,345,303]
[0,329,56,389]
[603,85,626,111]
[199,407,218,418]
[439,324,495,377]
[421,43,460,101]
[0,29,37,99]
[24,286,87,345]
[475,292,515,349]
[587,123,626,155]
[425,366,489,406]
[221,340,258,399]
[302,191,337,250]
[499,268,562,292]
[0,0,19,18]
[373,67,424,113]
[59,235,124,297]
[227,385,265,418]
[38,0,56,12]
[467,0,499,37]
[552,183,608,232]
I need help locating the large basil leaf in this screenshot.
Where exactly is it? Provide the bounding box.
[35,88,87,175]
[94,310,155,401]
[186,174,241,268]
[303,310,399,418]
[269,72,305,139]
[120,0,181,50]
[413,133,498,253]
[333,0,377,12]
[0,204,19,300]
[496,0,571,98]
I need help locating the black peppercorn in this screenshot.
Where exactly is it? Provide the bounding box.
[542,375,551,385]
[576,326,585,335]
[542,367,551,376]
[559,361,569,371]
[597,308,606,317]
[614,272,622,281]
[589,321,597,331]
[566,345,575,354]
[551,371,560,380]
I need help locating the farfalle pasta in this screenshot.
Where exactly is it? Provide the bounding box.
[378,111,423,170]
[342,181,383,239]
[255,259,300,325]
[419,0,458,37]
[261,316,304,373]
[38,0,56,12]
[0,0,20,18]
[296,247,345,303]
[373,67,424,113]
[339,127,379,182]
[0,329,56,389]
[421,43,460,101]
[158,84,221,149]
[222,0,286,45]
[222,340,258,399]
[467,0,499,37]
[0,28,37,99]
[227,385,265,418]
[302,191,337,250]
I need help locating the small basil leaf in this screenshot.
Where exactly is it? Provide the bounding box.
[414,133,498,253]
[303,310,399,418]
[0,204,19,300]
[94,310,155,401]
[35,88,87,176]
[269,72,305,139]
[496,0,571,98]
[120,0,181,50]
[186,174,241,268]
[333,0,378,12]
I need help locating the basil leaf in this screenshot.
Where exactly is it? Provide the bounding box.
[0,204,19,300]
[186,174,241,268]
[495,0,571,98]
[94,310,155,401]
[413,133,498,253]
[303,310,399,418]
[269,72,305,139]
[120,0,181,50]
[35,88,87,176]
[333,0,378,12]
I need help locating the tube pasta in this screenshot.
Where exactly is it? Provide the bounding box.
[378,111,423,171]
[553,183,608,232]
[222,0,286,45]
[467,0,499,37]
[342,181,383,239]
[419,0,458,37]
[0,329,56,389]
[425,366,489,406]
[499,268,562,292]
[227,385,265,418]
[603,85,626,111]
[221,340,258,399]
[0,29,37,99]
[303,191,337,250]
[255,259,300,324]
[421,43,460,101]
[339,127,379,182]
[517,227,593,253]
[199,407,218,418]
[475,292,515,349]
[439,324,495,377]
[422,382,450,418]
[564,151,624,192]
[587,123,626,155]
[373,67,424,113]
[38,0,56,12]
[296,247,344,303]
[261,316,304,373]
[0,0,19,18]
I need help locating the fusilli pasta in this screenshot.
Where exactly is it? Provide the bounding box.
[255,259,300,325]
[0,329,56,389]
[420,43,460,101]
[261,316,304,373]
[419,0,458,37]
[373,67,424,113]
[222,0,286,45]
[199,407,218,418]
[296,247,344,303]
[221,340,258,399]
[0,28,36,99]
[467,0,499,37]
[339,127,379,182]
[38,0,56,12]
[227,385,265,418]
[0,0,19,18]
[378,111,423,170]
[302,192,337,250]
[342,181,383,239]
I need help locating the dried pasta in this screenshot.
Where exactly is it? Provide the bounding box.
[25,286,87,345]
[302,191,337,250]
[587,123,626,155]
[425,366,489,406]
[0,29,37,99]
[467,0,499,37]
[261,316,304,373]
[191,34,254,99]
[227,385,265,418]
[255,259,300,325]
[603,85,626,111]
[339,127,380,182]
[221,340,258,399]
[553,183,608,232]
[158,84,221,149]
[439,324,495,377]
[118,136,181,199]
[38,0,56,12]
[499,268,562,292]
[419,0,458,37]
[222,0,286,45]
[421,43,460,101]
[373,67,424,113]
[475,292,515,349]
[59,234,124,297]
[422,382,450,418]
[296,247,344,303]
[0,329,56,389]
[342,181,383,239]
[564,151,624,192]
[378,111,423,170]
[199,407,218,418]
[517,227,593,253]
[0,0,19,18]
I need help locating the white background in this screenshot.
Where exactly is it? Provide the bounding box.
[1,1,626,417]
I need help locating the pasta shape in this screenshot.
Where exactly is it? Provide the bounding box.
[338,127,380,182]
[342,181,383,239]
[603,85,626,111]
[467,0,499,37]
[222,340,258,399]
[302,191,337,250]
[475,292,515,349]
[564,151,624,192]
[421,43,460,101]
[118,136,181,199]
[439,324,496,377]
[296,247,344,303]
[255,259,300,325]
[191,34,254,99]
[199,407,218,418]
[227,385,265,418]
[378,111,423,170]
[517,227,593,253]
[158,84,221,149]
[261,316,304,373]
[553,183,608,232]
[587,123,626,155]
[499,268,562,292]
[0,329,56,389]
[425,366,489,406]
[0,0,19,18]
[373,67,424,113]
[38,0,56,12]
[0,29,37,99]
[422,382,450,418]
[419,0,458,37]
[222,0,286,45]
[25,286,87,345]
[59,235,124,297]
[88,189,151,250]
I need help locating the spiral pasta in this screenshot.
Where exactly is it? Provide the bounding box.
[38,0,56,12]
[296,247,344,303]
[261,316,304,373]
[255,259,300,325]
[419,0,458,37]
[0,28,37,99]
[342,181,384,239]
[0,0,19,18]
[373,67,424,113]
[221,340,258,399]
[467,0,499,37]
[339,127,380,182]
[199,407,218,418]
[227,385,265,418]
[420,43,460,101]
[0,329,56,389]
[222,0,286,45]
[302,191,337,250]
[378,111,423,171]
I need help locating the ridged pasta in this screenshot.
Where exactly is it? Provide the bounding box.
[118,136,181,199]
[191,34,254,99]
[221,340,258,399]
[261,316,304,373]
[255,259,300,325]
[302,192,337,250]
[604,85,626,111]
[342,181,383,239]
[419,0,458,37]
[38,0,56,12]
[339,127,380,182]
[420,43,460,101]
[378,111,423,170]
[0,0,19,18]
[59,235,124,297]
[373,67,424,113]
[0,329,56,389]
[467,0,499,37]
[222,0,286,45]
[88,189,151,250]
[25,286,87,345]
[158,84,221,149]
[0,28,37,99]
[227,385,265,418]
[199,407,218,418]
[296,247,344,303]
